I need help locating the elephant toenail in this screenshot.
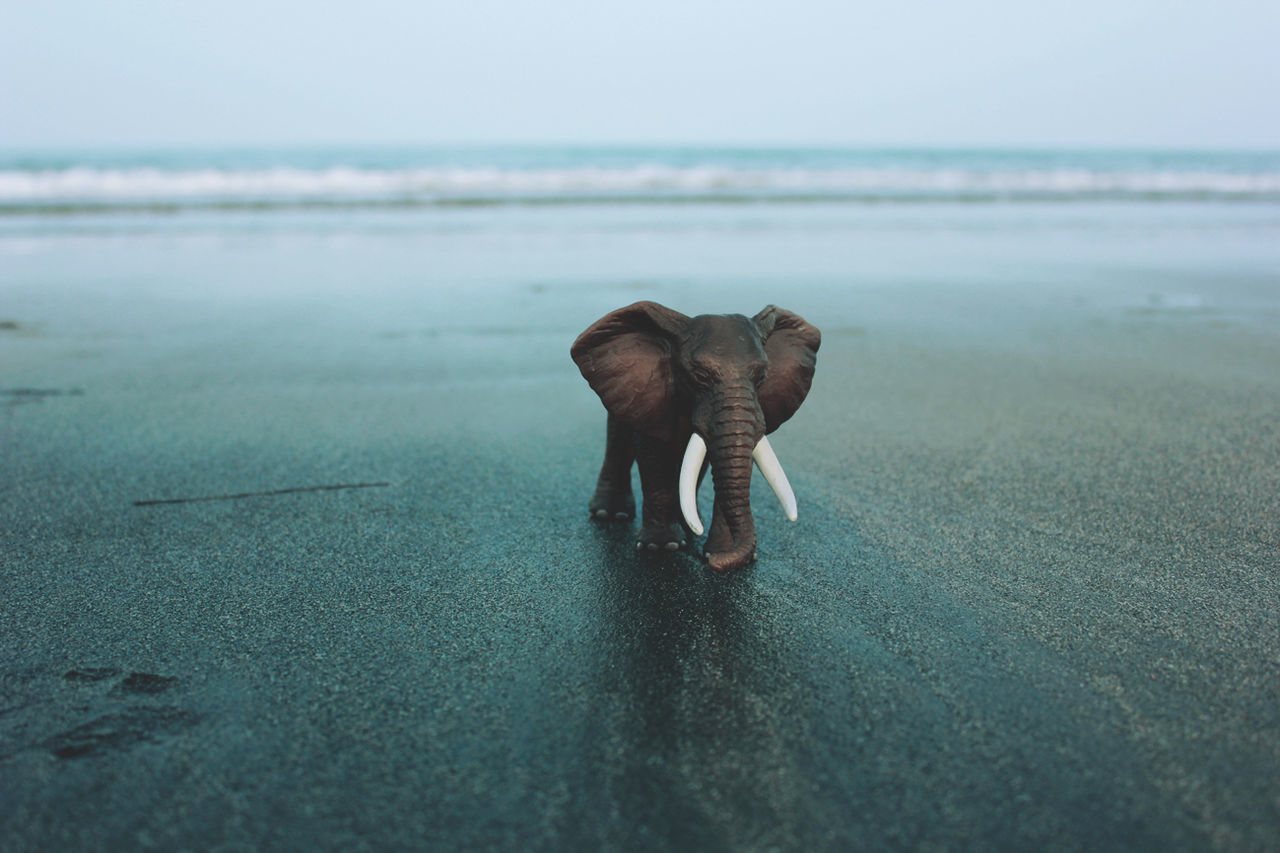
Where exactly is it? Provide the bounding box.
[614,512,629,521]
[594,509,608,519]
[635,541,644,550]
[646,542,659,551]
[664,541,679,551]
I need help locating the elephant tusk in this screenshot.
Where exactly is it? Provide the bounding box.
[753,435,798,522]
[678,433,707,535]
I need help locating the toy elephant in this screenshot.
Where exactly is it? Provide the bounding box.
[571,301,821,571]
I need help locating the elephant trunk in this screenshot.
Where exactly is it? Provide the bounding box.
[703,388,764,572]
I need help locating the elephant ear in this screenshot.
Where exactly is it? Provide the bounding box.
[753,306,822,433]
[571,301,690,434]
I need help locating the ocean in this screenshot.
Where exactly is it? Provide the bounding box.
[3,146,1280,216]
[3,145,1279,342]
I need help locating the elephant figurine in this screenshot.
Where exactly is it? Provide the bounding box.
[571,301,821,572]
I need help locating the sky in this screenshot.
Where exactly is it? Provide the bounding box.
[2,0,1277,149]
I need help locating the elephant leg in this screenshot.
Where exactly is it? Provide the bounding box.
[589,414,636,521]
[634,434,688,552]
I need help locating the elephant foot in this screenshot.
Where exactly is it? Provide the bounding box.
[705,548,758,572]
[637,521,687,553]
[589,480,635,522]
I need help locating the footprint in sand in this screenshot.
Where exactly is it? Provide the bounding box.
[13,668,203,760]
[44,706,200,759]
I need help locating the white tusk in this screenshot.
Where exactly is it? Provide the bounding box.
[678,433,707,535]
[753,435,798,522]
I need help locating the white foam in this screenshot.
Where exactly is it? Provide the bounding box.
[2,165,1279,204]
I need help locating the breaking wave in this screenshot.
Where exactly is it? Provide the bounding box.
[4,156,1280,213]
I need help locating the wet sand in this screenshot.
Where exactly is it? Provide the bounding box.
[2,220,1279,849]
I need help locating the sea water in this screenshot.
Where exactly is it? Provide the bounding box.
[2,146,1279,343]
[4,146,1280,213]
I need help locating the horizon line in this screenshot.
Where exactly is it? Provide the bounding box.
[2,140,1279,154]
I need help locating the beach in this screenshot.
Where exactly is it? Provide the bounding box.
[2,149,1279,849]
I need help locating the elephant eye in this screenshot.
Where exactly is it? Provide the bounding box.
[691,365,714,386]
[750,365,768,386]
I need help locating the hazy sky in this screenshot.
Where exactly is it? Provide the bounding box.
[2,0,1277,148]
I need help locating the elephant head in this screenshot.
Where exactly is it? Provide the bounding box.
[572,301,821,571]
